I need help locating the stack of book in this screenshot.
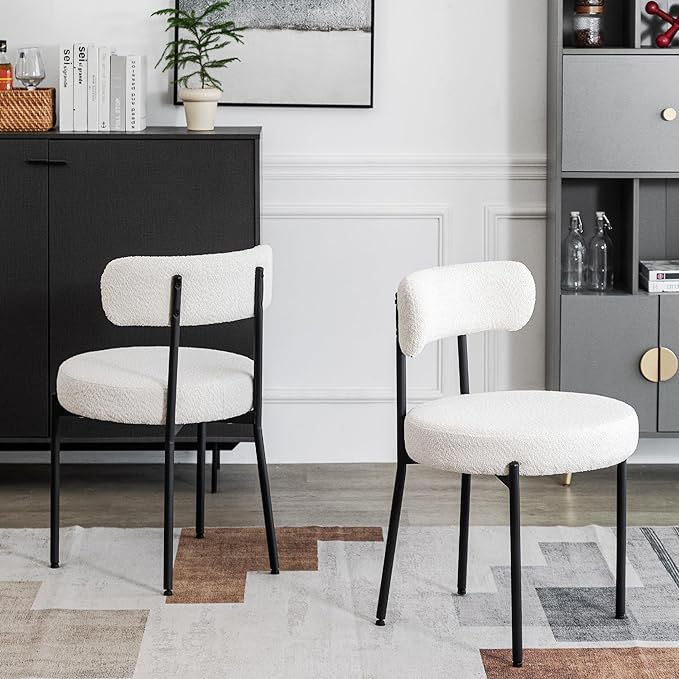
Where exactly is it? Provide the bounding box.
[640,260,679,293]
[59,45,147,133]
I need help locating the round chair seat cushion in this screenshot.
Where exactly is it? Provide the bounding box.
[404,390,639,476]
[57,346,254,426]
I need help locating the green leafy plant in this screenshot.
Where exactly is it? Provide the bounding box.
[152,1,245,90]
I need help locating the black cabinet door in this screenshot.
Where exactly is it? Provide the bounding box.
[48,138,258,438]
[0,141,49,436]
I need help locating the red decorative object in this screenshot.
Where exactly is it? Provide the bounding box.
[646,1,679,48]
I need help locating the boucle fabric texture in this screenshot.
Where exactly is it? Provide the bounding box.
[397,261,536,357]
[100,245,272,327]
[405,390,639,476]
[57,346,254,425]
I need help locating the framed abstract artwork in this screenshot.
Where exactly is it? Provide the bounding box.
[174,0,375,108]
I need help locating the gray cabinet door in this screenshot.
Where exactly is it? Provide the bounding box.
[0,141,49,436]
[563,55,679,173]
[561,295,659,432]
[659,296,679,431]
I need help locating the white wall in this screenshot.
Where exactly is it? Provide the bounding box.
[5,1,549,463]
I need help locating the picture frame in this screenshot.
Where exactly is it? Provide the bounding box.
[173,0,375,108]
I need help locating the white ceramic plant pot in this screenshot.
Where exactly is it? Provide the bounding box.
[179,87,221,131]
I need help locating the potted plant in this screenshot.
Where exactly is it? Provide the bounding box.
[152,1,245,131]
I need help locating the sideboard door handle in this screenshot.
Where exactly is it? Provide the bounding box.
[25,159,68,166]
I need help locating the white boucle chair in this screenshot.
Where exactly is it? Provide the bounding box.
[50,245,279,596]
[375,261,639,668]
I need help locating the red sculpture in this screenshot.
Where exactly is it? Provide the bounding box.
[646,1,679,47]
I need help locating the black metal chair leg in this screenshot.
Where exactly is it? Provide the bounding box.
[50,394,61,569]
[616,460,627,620]
[163,439,175,596]
[508,461,523,668]
[254,425,279,574]
[457,473,471,596]
[211,443,220,494]
[376,462,407,626]
[196,423,206,539]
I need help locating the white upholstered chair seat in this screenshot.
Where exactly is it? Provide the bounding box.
[405,390,639,476]
[57,346,254,426]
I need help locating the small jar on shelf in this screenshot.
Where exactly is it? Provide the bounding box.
[573,0,605,48]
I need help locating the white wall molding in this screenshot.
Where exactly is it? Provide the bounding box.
[263,154,547,182]
[482,205,548,393]
[262,203,450,404]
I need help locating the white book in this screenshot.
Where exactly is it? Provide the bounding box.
[641,276,679,293]
[125,55,147,132]
[87,43,98,131]
[73,43,88,131]
[58,46,74,132]
[110,55,126,132]
[97,47,112,131]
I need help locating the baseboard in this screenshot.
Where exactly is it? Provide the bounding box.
[0,438,673,465]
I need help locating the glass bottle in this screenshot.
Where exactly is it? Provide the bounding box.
[573,0,605,48]
[562,211,587,291]
[587,213,609,291]
[598,211,614,288]
[0,41,13,92]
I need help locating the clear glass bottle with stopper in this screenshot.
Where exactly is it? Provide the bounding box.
[562,211,587,291]
[587,212,609,291]
[599,211,614,288]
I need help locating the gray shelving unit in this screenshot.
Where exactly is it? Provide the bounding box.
[547,0,679,435]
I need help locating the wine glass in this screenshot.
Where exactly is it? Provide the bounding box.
[15,48,45,90]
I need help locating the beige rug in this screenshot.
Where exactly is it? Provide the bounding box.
[1,525,678,678]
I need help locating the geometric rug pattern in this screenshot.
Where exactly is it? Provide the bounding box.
[171,526,384,604]
[1,525,679,677]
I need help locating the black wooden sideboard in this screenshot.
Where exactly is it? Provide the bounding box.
[1,127,260,452]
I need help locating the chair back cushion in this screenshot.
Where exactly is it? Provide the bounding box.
[101,245,272,327]
[397,261,535,357]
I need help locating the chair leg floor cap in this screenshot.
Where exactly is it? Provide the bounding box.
[375,619,385,627]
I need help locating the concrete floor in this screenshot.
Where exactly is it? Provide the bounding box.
[0,463,676,529]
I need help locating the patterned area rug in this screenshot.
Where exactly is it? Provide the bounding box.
[1,525,679,678]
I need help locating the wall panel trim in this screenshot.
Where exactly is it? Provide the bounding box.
[262,204,451,404]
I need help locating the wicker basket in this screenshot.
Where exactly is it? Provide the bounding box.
[0,88,56,132]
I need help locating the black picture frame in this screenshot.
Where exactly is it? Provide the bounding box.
[172,0,375,109]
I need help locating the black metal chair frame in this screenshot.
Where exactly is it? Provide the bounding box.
[375,301,627,668]
[50,267,280,596]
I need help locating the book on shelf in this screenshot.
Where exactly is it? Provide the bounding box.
[125,55,147,132]
[73,43,88,131]
[58,46,73,132]
[58,46,147,133]
[87,43,98,132]
[97,47,112,132]
[640,260,679,281]
[110,55,126,132]
[641,276,679,293]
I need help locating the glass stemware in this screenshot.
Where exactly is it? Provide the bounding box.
[15,48,45,90]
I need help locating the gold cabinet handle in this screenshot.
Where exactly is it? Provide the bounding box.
[640,347,679,382]
[662,107,677,121]
[640,348,659,382]
[660,347,679,382]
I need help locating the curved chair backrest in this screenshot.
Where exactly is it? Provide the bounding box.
[397,261,536,357]
[101,244,273,327]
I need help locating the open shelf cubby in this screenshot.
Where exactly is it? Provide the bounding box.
[561,178,636,294]
[562,0,679,49]
[562,0,636,49]
[639,179,679,262]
